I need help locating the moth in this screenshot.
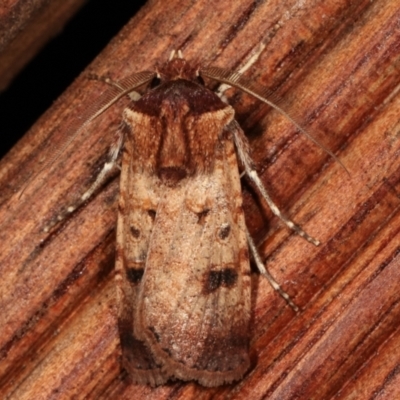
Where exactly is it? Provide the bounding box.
[40,50,340,387]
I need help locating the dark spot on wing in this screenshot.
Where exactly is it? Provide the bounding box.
[196,208,210,224]
[147,209,156,220]
[203,267,238,294]
[218,224,231,239]
[126,268,144,284]
[130,226,140,238]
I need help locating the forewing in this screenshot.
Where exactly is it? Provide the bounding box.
[134,136,252,387]
[115,127,169,386]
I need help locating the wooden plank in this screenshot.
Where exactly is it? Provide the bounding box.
[0,0,87,91]
[0,0,399,398]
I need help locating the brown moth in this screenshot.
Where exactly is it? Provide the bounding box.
[39,50,341,387]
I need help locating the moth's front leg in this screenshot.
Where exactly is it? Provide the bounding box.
[43,130,123,233]
[80,131,123,204]
[231,121,320,311]
[232,121,320,246]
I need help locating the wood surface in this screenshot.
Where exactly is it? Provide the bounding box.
[0,0,88,91]
[0,0,399,398]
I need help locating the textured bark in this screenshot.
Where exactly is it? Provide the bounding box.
[0,0,87,91]
[0,0,399,398]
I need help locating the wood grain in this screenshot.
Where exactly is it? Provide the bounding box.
[0,0,399,398]
[0,0,87,91]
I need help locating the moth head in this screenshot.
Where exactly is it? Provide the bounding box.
[156,50,200,83]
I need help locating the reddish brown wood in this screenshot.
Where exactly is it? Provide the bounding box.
[0,0,87,91]
[0,0,399,398]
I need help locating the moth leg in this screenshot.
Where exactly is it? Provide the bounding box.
[231,121,320,246]
[245,226,299,312]
[246,168,320,246]
[43,131,123,232]
[232,120,317,310]
[81,131,123,203]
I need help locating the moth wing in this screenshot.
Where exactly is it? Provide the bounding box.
[116,133,169,386]
[135,136,252,387]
